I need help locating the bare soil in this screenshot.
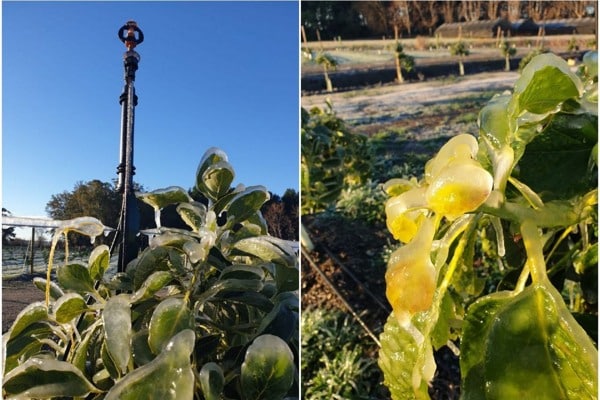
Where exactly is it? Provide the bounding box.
[2,277,45,333]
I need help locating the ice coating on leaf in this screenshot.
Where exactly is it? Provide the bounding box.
[583,51,598,78]
[240,334,295,400]
[137,187,192,211]
[515,53,583,101]
[426,161,493,220]
[385,187,428,243]
[58,217,106,244]
[104,329,195,400]
[183,241,206,264]
[386,217,436,327]
[3,357,100,398]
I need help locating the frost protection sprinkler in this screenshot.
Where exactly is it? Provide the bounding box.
[115,21,143,273]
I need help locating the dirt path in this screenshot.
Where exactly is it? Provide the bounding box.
[2,279,45,333]
[301,71,518,139]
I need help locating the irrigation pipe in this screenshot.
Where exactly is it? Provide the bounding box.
[302,246,381,347]
[303,226,390,314]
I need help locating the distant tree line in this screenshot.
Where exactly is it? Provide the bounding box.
[43,179,298,246]
[301,1,596,40]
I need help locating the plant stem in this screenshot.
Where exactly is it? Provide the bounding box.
[520,220,547,284]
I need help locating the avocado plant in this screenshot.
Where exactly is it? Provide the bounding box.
[3,148,299,400]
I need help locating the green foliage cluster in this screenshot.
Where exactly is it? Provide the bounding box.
[379,52,598,399]
[394,43,415,83]
[335,181,386,226]
[3,148,299,399]
[301,105,371,215]
[301,308,383,399]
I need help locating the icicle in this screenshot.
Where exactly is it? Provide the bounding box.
[491,216,505,257]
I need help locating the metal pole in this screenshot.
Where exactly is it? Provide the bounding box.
[115,21,144,273]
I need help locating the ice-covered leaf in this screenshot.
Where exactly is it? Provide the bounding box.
[461,283,598,399]
[515,54,582,115]
[176,202,207,232]
[102,294,132,375]
[137,186,191,210]
[378,314,434,400]
[199,362,224,400]
[202,160,235,200]
[104,329,195,400]
[57,263,95,294]
[225,185,269,226]
[148,297,193,354]
[4,322,53,374]
[131,271,173,302]
[3,357,99,397]
[232,236,296,266]
[196,147,229,198]
[220,265,265,281]
[59,216,106,243]
[53,293,88,323]
[89,245,110,281]
[7,301,48,341]
[240,334,295,400]
[33,277,64,300]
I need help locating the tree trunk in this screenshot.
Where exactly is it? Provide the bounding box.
[459,58,465,76]
[323,68,333,92]
[395,57,404,83]
[505,54,510,71]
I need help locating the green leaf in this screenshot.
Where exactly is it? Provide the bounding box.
[226,186,269,226]
[461,283,598,399]
[273,263,299,293]
[3,357,99,397]
[199,362,224,400]
[240,334,295,400]
[89,244,110,281]
[148,297,193,354]
[518,66,580,114]
[131,271,173,303]
[72,320,103,373]
[33,277,64,300]
[517,112,597,200]
[104,329,195,400]
[232,236,296,266]
[4,322,53,374]
[176,202,207,232]
[7,301,48,341]
[202,160,235,200]
[515,53,582,115]
[131,247,171,290]
[256,301,298,342]
[102,294,132,375]
[220,265,265,281]
[378,315,433,400]
[196,147,229,198]
[137,186,192,210]
[57,263,96,294]
[196,279,264,305]
[53,293,88,323]
[478,94,512,150]
[131,329,155,366]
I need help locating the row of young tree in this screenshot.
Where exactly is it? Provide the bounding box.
[301,1,595,40]
[40,179,298,245]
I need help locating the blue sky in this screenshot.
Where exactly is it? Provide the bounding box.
[2,1,299,220]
